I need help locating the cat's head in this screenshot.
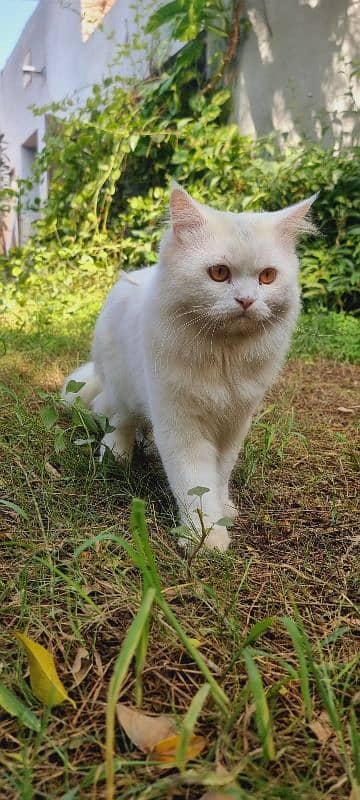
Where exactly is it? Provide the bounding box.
[158,183,318,335]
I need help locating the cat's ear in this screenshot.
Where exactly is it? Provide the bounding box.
[276,193,319,240]
[169,182,206,241]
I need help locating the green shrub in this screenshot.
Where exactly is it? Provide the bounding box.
[1,1,359,317]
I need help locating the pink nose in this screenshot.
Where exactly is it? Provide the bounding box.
[235,296,254,310]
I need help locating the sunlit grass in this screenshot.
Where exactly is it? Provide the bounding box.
[0,303,359,798]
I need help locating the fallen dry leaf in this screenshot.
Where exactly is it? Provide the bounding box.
[116,704,176,753]
[309,711,332,744]
[71,647,89,676]
[44,461,61,479]
[15,632,75,707]
[94,649,104,678]
[154,732,206,764]
[71,647,91,687]
[337,406,356,414]
[116,704,206,765]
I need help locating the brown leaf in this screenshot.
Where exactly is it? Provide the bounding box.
[337,406,356,414]
[94,649,103,678]
[309,711,332,744]
[44,461,61,479]
[116,704,176,753]
[71,647,89,676]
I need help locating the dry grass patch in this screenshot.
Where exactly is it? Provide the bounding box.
[0,336,359,799]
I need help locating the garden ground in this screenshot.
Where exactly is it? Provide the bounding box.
[0,310,359,799]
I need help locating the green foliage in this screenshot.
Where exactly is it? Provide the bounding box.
[0,0,359,317]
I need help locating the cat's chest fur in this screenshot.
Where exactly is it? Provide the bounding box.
[152,329,279,421]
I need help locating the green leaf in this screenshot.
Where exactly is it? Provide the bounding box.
[211,89,231,106]
[40,404,58,431]
[129,135,139,152]
[146,1,181,33]
[206,24,228,37]
[0,499,28,520]
[54,426,66,454]
[187,486,210,498]
[0,681,40,732]
[215,516,234,527]
[65,380,85,394]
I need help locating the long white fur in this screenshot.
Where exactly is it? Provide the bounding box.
[62,185,317,552]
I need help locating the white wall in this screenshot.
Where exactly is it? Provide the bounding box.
[232,0,360,147]
[0,0,169,250]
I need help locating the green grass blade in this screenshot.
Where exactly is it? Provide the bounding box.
[311,660,342,734]
[243,648,276,761]
[73,531,139,564]
[105,587,156,800]
[0,499,29,520]
[242,617,276,649]
[176,683,210,772]
[282,616,312,721]
[130,499,161,592]
[223,616,276,679]
[0,682,40,732]
[135,613,150,707]
[349,708,360,786]
[156,594,229,713]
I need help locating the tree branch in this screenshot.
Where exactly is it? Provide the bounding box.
[202,0,246,96]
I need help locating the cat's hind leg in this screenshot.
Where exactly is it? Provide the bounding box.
[92,391,136,463]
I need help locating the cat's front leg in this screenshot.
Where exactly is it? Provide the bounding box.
[153,421,231,552]
[218,417,253,519]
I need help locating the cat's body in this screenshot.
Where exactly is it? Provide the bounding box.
[63,185,316,551]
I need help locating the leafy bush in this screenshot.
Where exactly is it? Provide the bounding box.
[1,1,359,317]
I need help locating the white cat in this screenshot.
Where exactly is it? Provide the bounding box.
[62,184,317,552]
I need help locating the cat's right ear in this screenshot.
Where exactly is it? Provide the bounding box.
[170,182,206,241]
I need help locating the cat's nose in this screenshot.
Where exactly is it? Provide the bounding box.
[235,296,254,310]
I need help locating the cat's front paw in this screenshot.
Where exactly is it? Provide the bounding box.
[205,525,231,552]
[178,525,231,554]
[223,498,238,521]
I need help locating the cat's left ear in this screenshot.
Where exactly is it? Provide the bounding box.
[276,193,319,240]
[169,182,206,241]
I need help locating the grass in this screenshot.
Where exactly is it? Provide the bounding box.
[0,303,359,799]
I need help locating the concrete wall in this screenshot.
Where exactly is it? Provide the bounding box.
[232,0,360,147]
[0,0,169,250]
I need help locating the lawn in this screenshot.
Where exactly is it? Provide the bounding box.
[0,304,359,800]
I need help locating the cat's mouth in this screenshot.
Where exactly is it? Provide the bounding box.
[224,307,273,334]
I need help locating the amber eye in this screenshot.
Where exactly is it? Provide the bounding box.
[208,264,231,282]
[259,267,277,285]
